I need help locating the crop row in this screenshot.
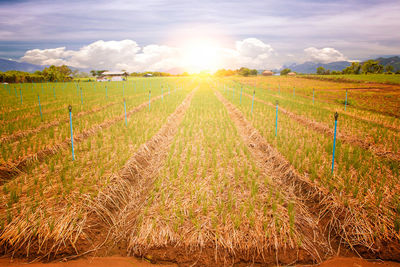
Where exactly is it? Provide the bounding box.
[217,83,399,242]
[125,84,309,260]
[0,80,194,255]
[0,79,180,135]
[0,82,182,165]
[223,79,400,158]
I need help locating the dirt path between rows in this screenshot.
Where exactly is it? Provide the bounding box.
[0,90,174,184]
[240,91,400,162]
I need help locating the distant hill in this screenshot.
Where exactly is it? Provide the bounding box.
[280,61,351,74]
[375,56,400,71]
[279,56,400,74]
[0,58,45,72]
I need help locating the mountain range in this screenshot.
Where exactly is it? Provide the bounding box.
[1,56,399,74]
[278,56,400,74]
[0,58,45,72]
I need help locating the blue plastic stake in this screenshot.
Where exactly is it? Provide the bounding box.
[53,87,56,99]
[68,105,75,161]
[251,90,255,114]
[313,88,315,104]
[80,88,83,105]
[275,100,279,136]
[149,90,151,110]
[240,86,243,104]
[331,112,338,174]
[124,98,127,126]
[345,89,348,111]
[19,89,22,104]
[14,87,17,97]
[38,95,43,121]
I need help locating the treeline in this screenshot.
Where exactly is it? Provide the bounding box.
[214,67,258,77]
[0,65,73,83]
[316,60,400,75]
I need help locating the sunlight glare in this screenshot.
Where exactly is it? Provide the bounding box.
[181,39,221,73]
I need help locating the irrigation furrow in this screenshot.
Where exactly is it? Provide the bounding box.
[85,88,195,255]
[241,91,400,162]
[215,90,398,260]
[0,91,174,182]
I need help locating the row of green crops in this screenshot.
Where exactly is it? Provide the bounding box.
[224,78,400,157]
[0,79,194,251]
[0,79,183,135]
[217,81,399,240]
[0,79,187,164]
[127,83,305,256]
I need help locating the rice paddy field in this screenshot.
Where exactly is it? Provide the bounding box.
[0,76,400,266]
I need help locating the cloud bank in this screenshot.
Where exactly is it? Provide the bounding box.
[20,37,351,72]
[21,38,281,72]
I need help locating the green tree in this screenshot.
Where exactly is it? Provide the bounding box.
[280,68,291,75]
[342,62,361,74]
[238,67,251,76]
[42,65,73,81]
[362,60,384,74]
[316,66,326,75]
[385,65,394,73]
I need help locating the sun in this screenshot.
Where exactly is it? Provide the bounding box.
[181,39,221,73]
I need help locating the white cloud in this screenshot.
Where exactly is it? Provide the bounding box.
[20,38,276,72]
[304,47,348,63]
[235,38,273,59]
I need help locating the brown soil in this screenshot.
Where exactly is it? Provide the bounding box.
[0,256,176,267]
[1,256,399,267]
[314,257,400,267]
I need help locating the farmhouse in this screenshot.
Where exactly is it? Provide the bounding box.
[97,71,128,82]
[288,72,296,76]
[262,70,273,76]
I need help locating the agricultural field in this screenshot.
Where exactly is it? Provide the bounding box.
[235,76,400,118]
[0,76,400,265]
[305,74,400,85]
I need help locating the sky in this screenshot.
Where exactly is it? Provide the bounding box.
[0,0,399,72]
